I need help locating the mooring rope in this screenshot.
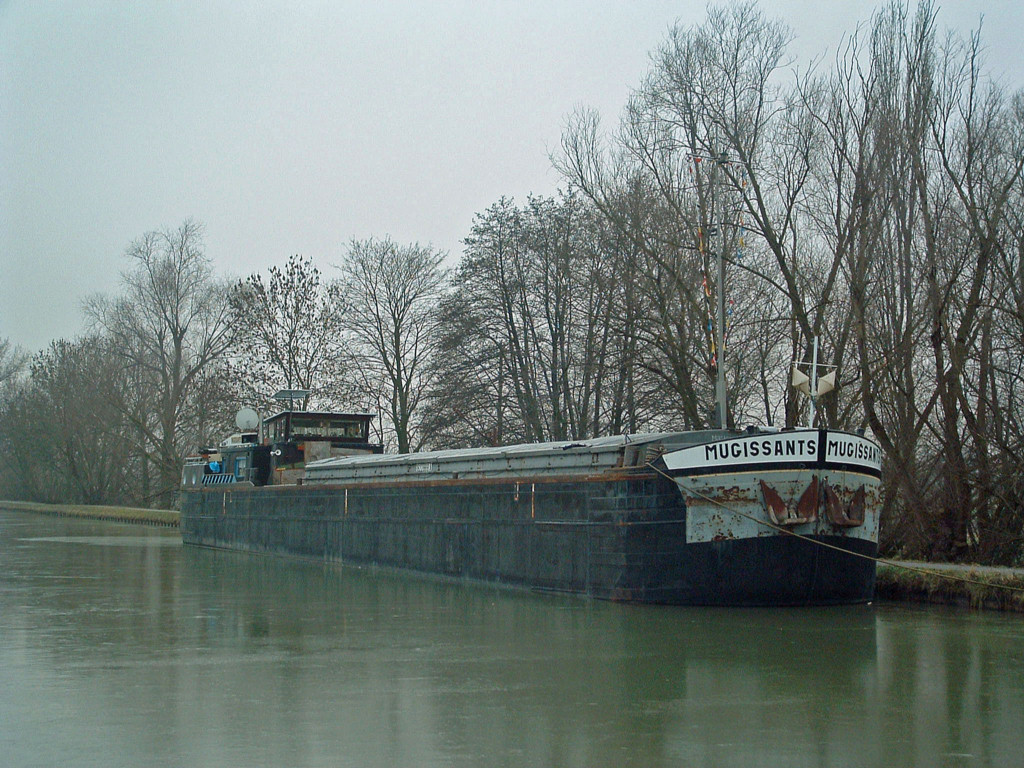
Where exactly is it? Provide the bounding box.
[645,461,1024,598]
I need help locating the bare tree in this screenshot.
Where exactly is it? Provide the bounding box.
[36,338,134,503]
[338,237,447,453]
[0,337,28,389]
[425,193,680,446]
[922,21,1024,560]
[229,254,348,412]
[798,1,1024,562]
[0,336,134,504]
[421,289,513,448]
[559,2,825,429]
[86,219,235,506]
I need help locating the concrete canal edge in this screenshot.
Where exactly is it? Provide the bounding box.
[0,500,179,528]
[2,500,1022,611]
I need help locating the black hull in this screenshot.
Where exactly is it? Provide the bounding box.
[180,474,876,607]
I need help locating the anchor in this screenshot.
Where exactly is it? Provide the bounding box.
[823,481,866,527]
[760,477,819,526]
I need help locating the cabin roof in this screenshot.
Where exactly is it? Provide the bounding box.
[264,410,375,424]
[307,432,682,470]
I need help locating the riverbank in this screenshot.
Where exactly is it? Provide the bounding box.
[876,561,1024,612]
[0,500,179,528]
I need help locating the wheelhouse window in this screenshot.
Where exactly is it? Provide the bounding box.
[264,411,372,444]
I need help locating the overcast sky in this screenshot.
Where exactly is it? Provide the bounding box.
[2,1,1022,353]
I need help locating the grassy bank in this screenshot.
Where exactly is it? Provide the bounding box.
[0,500,179,528]
[876,562,1024,612]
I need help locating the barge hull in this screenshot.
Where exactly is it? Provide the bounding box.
[180,473,876,606]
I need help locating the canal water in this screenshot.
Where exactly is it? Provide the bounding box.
[1,511,1022,767]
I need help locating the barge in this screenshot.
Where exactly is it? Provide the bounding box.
[180,424,882,606]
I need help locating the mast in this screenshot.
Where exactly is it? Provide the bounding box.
[808,335,819,427]
[694,149,734,430]
[715,237,727,429]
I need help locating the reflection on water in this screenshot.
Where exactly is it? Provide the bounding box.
[1,510,1022,768]
[21,536,183,546]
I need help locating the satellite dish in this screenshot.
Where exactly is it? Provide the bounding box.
[235,408,260,431]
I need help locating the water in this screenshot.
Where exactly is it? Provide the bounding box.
[1,511,1022,768]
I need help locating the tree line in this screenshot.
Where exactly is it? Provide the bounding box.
[1,1,1021,564]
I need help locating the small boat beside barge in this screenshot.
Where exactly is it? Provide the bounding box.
[180,423,881,606]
